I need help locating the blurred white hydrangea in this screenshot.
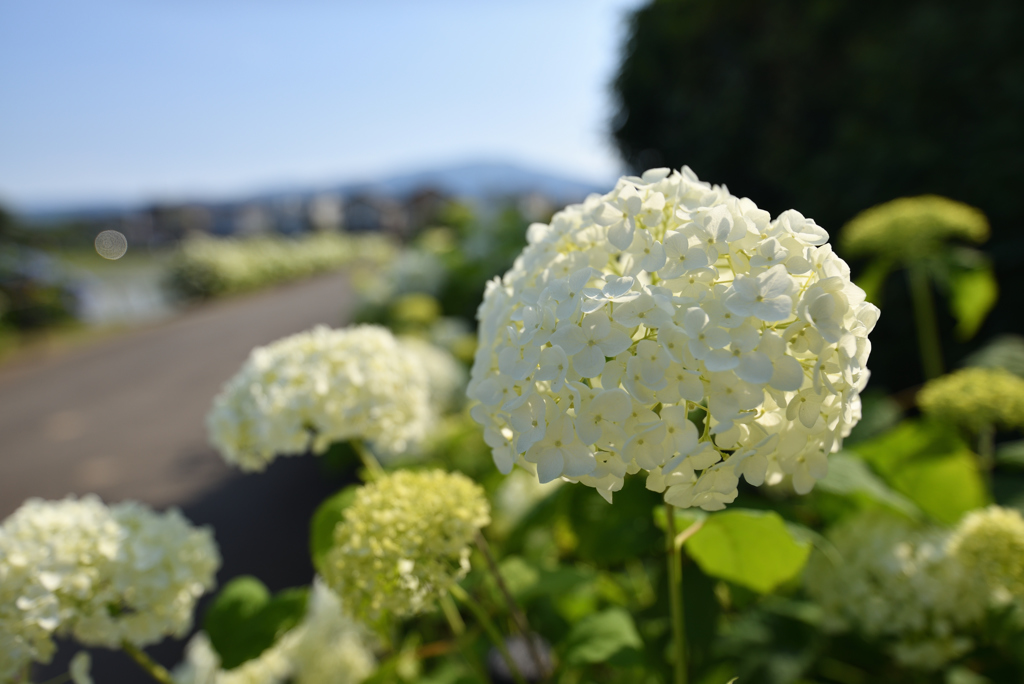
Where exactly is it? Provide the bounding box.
[0,496,219,678]
[323,470,490,625]
[1,544,60,681]
[805,512,981,668]
[804,508,1024,670]
[173,580,375,684]
[468,167,878,508]
[207,325,432,471]
[400,336,468,413]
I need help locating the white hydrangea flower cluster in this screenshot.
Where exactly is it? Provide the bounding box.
[804,512,984,669]
[323,470,490,625]
[1,543,60,681]
[806,507,1024,670]
[207,325,432,471]
[0,496,219,679]
[173,581,376,684]
[468,167,878,507]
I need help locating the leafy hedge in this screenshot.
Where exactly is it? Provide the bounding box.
[166,232,397,300]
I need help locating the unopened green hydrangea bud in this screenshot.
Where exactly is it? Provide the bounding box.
[917,367,1024,433]
[948,506,1024,605]
[841,195,988,258]
[323,470,490,624]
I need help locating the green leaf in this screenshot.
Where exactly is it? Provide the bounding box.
[566,476,663,564]
[204,576,309,669]
[949,263,998,340]
[309,485,359,573]
[561,607,643,666]
[816,451,922,518]
[684,510,811,594]
[851,419,988,524]
[497,556,595,605]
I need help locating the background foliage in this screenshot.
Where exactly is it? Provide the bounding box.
[612,0,1024,391]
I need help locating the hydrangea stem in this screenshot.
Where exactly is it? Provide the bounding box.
[350,438,385,480]
[37,673,70,684]
[906,262,944,380]
[440,592,466,635]
[439,592,494,684]
[122,642,174,684]
[475,531,550,680]
[36,671,71,684]
[666,504,688,684]
[449,583,529,684]
[978,422,996,475]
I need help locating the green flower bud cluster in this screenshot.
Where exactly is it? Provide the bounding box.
[948,506,1024,606]
[840,195,988,258]
[917,366,1024,433]
[323,470,490,625]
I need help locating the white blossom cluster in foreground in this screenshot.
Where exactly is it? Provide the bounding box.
[207,325,433,471]
[805,507,1024,669]
[173,580,375,684]
[468,167,878,508]
[0,496,219,680]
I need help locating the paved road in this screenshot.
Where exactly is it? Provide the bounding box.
[1,271,365,679]
[0,271,357,519]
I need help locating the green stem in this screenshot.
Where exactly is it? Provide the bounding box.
[906,262,944,380]
[38,673,71,684]
[439,592,492,683]
[666,505,688,684]
[978,423,996,470]
[122,642,175,684]
[450,584,529,684]
[440,592,466,636]
[350,439,385,481]
[475,532,549,680]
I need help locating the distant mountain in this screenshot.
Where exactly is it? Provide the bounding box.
[18,161,614,223]
[331,161,609,201]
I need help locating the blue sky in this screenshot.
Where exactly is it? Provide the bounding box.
[0,0,646,209]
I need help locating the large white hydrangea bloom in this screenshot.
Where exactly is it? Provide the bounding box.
[468,167,878,508]
[208,325,432,471]
[0,496,219,678]
[172,580,376,684]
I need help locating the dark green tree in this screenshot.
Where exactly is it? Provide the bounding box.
[612,0,1024,390]
[612,0,1023,241]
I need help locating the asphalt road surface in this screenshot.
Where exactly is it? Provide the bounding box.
[0,271,361,680]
